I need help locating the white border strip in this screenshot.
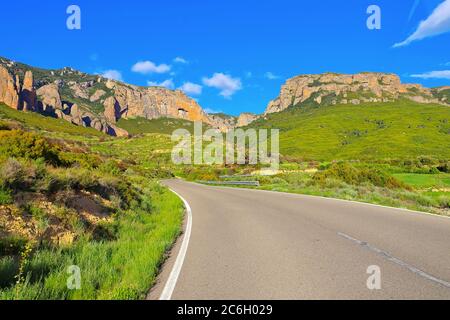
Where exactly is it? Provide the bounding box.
[193,182,450,220]
[159,189,193,300]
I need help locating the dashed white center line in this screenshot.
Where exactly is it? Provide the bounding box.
[338,232,450,289]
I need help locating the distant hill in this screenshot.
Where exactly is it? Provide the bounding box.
[264,72,449,115]
[250,100,450,161]
[0,56,251,136]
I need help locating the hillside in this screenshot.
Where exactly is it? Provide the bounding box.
[250,100,450,161]
[0,57,248,137]
[0,99,184,299]
[264,72,449,115]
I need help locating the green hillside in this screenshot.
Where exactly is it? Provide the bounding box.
[250,100,450,161]
[0,104,103,140]
[0,103,183,299]
[1,91,449,301]
[117,117,207,135]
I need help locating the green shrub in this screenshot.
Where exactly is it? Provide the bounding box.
[313,162,406,189]
[0,188,12,205]
[0,256,18,288]
[0,236,28,256]
[0,121,11,131]
[0,158,37,191]
[98,160,123,175]
[0,130,62,165]
[59,152,102,169]
[437,162,450,173]
[438,195,450,209]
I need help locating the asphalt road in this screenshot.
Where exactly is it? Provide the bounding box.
[157,179,450,300]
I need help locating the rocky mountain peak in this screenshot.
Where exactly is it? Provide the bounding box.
[265,72,446,115]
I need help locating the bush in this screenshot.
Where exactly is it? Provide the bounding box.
[0,235,27,256]
[0,256,18,289]
[48,167,138,208]
[0,158,37,191]
[438,195,450,209]
[0,121,11,131]
[59,152,102,169]
[313,162,406,189]
[437,162,450,173]
[0,188,12,205]
[0,130,62,165]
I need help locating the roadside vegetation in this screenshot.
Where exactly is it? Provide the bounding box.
[0,107,183,299]
[1,97,449,300]
[250,100,450,160]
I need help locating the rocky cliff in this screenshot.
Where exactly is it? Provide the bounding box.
[102,80,211,124]
[0,57,261,135]
[0,66,36,112]
[237,113,259,127]
[0,57,222,136]
[265,72,448,115]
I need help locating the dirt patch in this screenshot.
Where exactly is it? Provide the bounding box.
[1,189,114,246]
[64,191,113,225]
[0,205,37,240]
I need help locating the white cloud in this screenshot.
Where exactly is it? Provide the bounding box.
[179,82,203,95]
[174,57,188,64]
[202,73,242,98]
[204,108,223,114]
[264,72,280,80]
[393,0,450,47]
[132,61,171,74]
[147,79,175,89]
[101,70,123,81]
[410,70,450,79]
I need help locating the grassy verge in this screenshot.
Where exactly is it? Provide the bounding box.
[0,182,183,300]
[0,121,184,300]
[191,161,450,216]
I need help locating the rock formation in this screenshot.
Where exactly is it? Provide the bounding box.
[103,96,123,123]
[0,66,38,112]
[204,112,259,131]
[36,83,62,113]
[20,71,37,111]
[103,80,211,124]
[237,113,258,127]
[3,57,447,137]
[265,72,446,115]
[90,89,106,102]
[0,66,20,109]
[36,83,127,137]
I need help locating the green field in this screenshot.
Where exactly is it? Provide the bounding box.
[393,173,450,189]
[117,117,208,135]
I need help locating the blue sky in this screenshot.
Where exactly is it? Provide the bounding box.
[0,0,449,115]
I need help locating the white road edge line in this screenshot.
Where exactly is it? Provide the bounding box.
[159,189,193,300]
[191,181,450,220]
[338,232,450,289]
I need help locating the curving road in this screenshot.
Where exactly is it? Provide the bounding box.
[153,179,450,300]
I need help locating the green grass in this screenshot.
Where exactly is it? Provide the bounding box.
[237,170,450,216]
[250,100,450,161]
[90,133,174,173]
[393,173,450,189]
[0,182,183,300]
[117,117,209,135]
[0,104,104,141]
[1,82,450,301]
[0,102,186,300]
